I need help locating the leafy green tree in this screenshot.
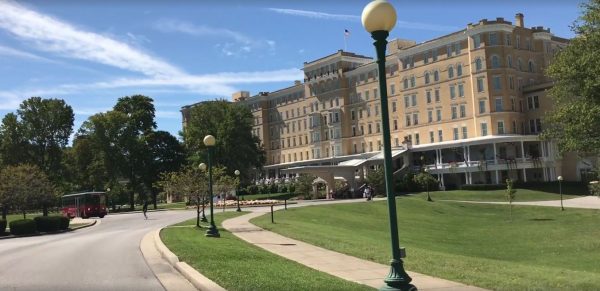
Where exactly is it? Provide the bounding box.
[295,174,317,198]
[156,166,207,226]
[413,171,437,202]
[0,113,29,167]
[506,178,517,221]
[0,164,54,219]
[366,167,385,196]
[142,130,185,208]
[543,0,600,159]
[17,97,74,184]
[182,100,265,180]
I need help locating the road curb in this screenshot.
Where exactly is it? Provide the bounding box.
[0,219,98,240]
[150,227,226,291]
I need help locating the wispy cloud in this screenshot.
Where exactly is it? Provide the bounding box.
[0,0,183,78]
[154,19,276,56]
[267,8,359,21]
[267,8,458,32]
[0,45,57,62]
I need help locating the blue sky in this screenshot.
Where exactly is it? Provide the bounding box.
[0,0,584,140]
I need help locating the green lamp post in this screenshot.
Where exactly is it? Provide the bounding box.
[235,169,242,212]
[361,1,414,290]
[558,175,564,211]
[199,163,209,223]
[203,135,220,238]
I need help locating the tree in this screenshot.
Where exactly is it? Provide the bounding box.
[142,131,185,208]
[156,166,207,227]
[17,97,74,184]
[366,167,385,196]
[0,164,54,219]
[413,172,437,202]
[294,174,316,198]
[182,100,265,180]
[543,0,600,159]
[505,178,517,221]
[0,113,29,167]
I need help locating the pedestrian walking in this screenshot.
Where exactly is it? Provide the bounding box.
[364,185,371,201]
[143,199,148,220]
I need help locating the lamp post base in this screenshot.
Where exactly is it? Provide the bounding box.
[380,259,414,291]
[205,224,220,237]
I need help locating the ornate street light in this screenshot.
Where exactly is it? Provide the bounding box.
[203,135,219,237]
[558,175,564,211]
[424,168,433,202]
[199,163,208,223]
[234,170,242,212]
[362,1,414,290]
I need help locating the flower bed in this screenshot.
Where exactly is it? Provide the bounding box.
[214,199,283,207]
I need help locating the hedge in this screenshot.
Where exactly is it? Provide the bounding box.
[34,216,62,232]
[460,184,506,191]
[10,219,36,235]
[0,219,6,234]
[59,216,70,230]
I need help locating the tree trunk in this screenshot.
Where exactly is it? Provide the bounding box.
[23,211,26,219]
[129,189,135,211]
[2,206,7,220]
[43,204,48,216]
[153,191,157,210]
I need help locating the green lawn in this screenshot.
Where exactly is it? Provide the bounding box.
[252,197,600,291]
[161,212,373,291]
[419,188,580,202]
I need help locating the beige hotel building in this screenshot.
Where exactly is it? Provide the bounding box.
[183,14,594,193]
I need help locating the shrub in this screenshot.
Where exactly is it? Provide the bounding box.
[9,219,36,235]
[269,183,278,194]
[0,219,6,234]
[246,185,258,195]
[34,216,62,232]
[59,216,70,230]
[460,184,505,191]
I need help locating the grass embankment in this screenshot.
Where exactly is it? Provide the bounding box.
[161,212,373,291]
[252,194,600,290]
[424,186,584,202]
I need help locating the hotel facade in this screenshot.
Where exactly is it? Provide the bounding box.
[183,14,593,193]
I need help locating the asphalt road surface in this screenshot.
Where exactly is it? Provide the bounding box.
[0,210,195,291]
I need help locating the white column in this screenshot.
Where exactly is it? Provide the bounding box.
[520,141,525,161]
[523,168,527,182]
[543,168,549,182]
[467,145,471,162]
[493,143,498,164]
[495,170,500,184]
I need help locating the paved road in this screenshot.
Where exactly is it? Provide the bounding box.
[0,210,195,291]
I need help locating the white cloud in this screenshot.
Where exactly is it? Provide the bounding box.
[154,19,276,56]
[0,45,56,62]
[267,8,359,21]
[267,8,458,32]
[0,0,183,78]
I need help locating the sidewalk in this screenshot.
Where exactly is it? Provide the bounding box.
[222,207,487,291]
[444,196,600,209]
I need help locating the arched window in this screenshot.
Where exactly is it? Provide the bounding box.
[507,55,513,68]
[491,55,500,68]
[424,72,430,84]
[433,71,439,82]
[410,76,416,87]
[456,64,463,76]
[403,78,409,89]
[475,58,483,71]
[528,60,535,73]
[517,58,523,71]
[448,66,454,78]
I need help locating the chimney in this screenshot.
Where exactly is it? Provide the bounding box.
[294,80,302,86]
[515,13,524,27]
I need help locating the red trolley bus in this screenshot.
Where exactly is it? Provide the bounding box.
[61,192,108,219]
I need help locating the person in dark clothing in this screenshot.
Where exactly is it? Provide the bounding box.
[142,199,148,220]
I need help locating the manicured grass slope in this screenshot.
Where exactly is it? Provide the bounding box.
[422,187,580,201]
[252,197,600,290]
[161,212,373,291]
